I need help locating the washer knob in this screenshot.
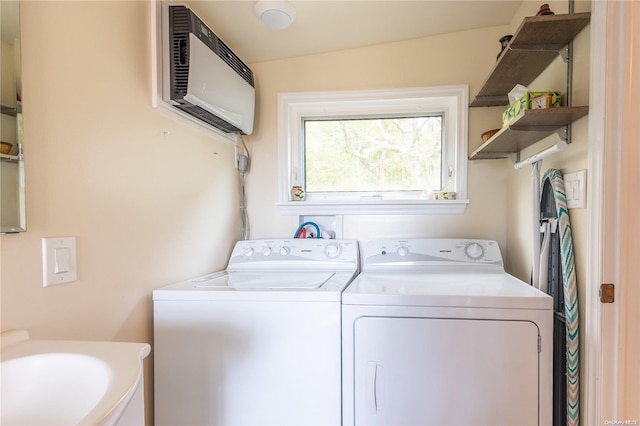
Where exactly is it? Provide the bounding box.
[279,246,290,256]
[465,242,485,260]
[397,246,410,257]
[325,243,341,258]
[243,248,255,257]
[262,247,273,256]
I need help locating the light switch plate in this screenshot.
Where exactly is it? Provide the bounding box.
[564,170,587,209]
[42,237,77,287]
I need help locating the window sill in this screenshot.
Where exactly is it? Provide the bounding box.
[276,200,469,215]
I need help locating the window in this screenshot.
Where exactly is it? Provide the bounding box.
[277,86,469,215]
[304,115,443,197]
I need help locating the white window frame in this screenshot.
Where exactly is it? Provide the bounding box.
[276,85,469,215]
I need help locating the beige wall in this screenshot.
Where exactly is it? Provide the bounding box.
[248,25,512,249]
[0,2,241,423]
[504,1,591,424]
[1,0,597,424]
[622,23,640,421]
[622,41,640,426]
[247,1,591,421]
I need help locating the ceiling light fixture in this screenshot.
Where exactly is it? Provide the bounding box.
[254,0,296,30]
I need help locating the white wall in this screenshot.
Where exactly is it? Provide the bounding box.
[0,2,241,423]
[247,25,511,250]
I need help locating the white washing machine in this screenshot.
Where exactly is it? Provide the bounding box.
[342,238,553,426]
[153,238,358,426]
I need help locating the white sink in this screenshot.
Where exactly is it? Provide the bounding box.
[0,330,151,426]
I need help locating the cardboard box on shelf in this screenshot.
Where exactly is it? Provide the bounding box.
[502,91,562,126]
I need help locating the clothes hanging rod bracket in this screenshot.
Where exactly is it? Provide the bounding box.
[470,152,519,162]
[507,44,571,63]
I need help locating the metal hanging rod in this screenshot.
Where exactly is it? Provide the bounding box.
[513,140,567,170]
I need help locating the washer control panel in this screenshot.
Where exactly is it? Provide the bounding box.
[364,238,503,269]
[228,239,359,270]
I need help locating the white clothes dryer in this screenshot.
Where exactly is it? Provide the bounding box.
[154,238,359,426]
[342,238,553,426]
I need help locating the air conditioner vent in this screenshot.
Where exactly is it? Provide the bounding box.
[171,35,189,96]
[217,40,254,87]
[170,5,191,32]
[175,104,243,134]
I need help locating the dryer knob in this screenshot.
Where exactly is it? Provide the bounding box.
[397,246,410,257]
[243,248,255,257]
[279,246,290,256]
[325,243,341,258]
[262,247,273,256]
[465,242,485,260]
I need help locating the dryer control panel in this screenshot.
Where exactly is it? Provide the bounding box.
[228,239,359,270]
[363,238,504,270]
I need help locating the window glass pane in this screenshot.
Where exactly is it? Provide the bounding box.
[304,116,442,193]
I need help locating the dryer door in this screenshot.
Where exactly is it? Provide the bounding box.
[353,317,540,426]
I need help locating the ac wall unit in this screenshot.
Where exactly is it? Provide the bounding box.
[162,4,255,135]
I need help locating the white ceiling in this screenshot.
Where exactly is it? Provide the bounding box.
[185,1,523,64]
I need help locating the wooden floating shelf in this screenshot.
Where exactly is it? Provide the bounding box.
[469,106,589,159]
[0,153,20,162]
[471,12,591,107]
[1,104,20,117]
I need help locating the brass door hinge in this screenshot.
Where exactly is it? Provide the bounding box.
[599,283,615,303]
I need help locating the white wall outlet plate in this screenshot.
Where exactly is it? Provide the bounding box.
[42,237,77,287]
[564,170,587,209]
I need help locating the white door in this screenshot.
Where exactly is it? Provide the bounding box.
[588,1,640,422]
[352,317,540,426]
